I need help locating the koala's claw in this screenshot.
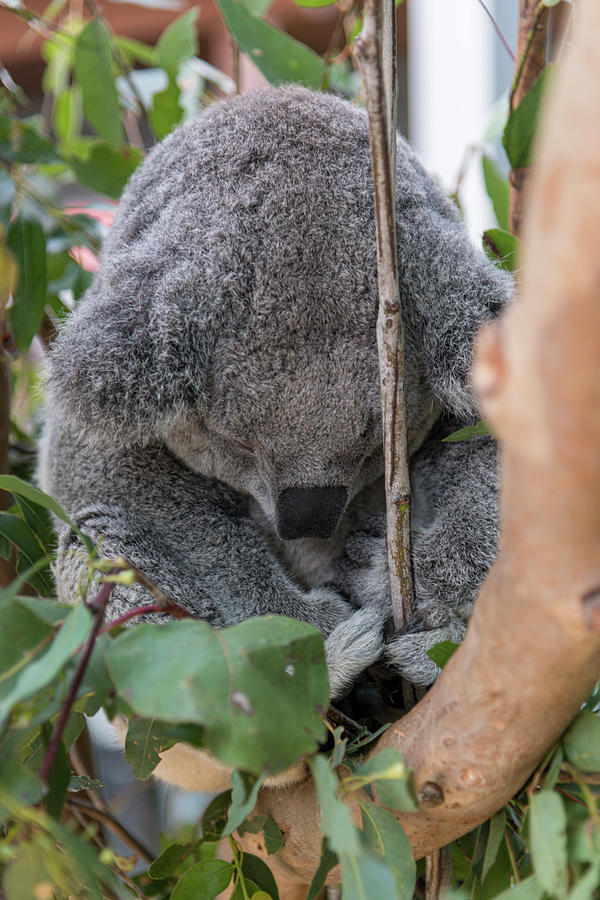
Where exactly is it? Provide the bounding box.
[325,606,386,700]
[384,622,466,688]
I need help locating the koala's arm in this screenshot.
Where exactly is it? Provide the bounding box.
[396,156,513,420]
[332,427,498,686]
[43,419,383,698]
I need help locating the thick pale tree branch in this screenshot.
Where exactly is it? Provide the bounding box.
[236,0,600,892]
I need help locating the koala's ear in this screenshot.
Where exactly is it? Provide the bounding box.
[47,251,218,448]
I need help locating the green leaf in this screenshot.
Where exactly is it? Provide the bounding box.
[124,717,169,779]
[245,0,272,11]
[340,851,397,900]
[503,67,553,169]
[74,19,122,148]
[443,421,491,443]
[6,215,47,351]
[224,770,265,836]
[68,774,103,792]
[115,36,156,67]
[53,85,83,144]
[69,142,142,200]
[360,802,416,900]
[238,815,284,855]
[171,858,234,900]
[567,862,600,900]
[148,841,200,879]
[0,757,43,824]
[483,227,522,273]
[493,875,545,900]
[530,790,568,899]
[482,155,509,231]
[0,171,15,227]
[201,789,232,841]
[563,711,600,771]
[542,0,562,8]
[0,476,91,551]
[14,494,55,555]
[349,749,418,812]
[307,838,338,900]
[44,737,71,819]
[310,753,361,855]
[0,514,52,594]
[150,79,184,141]
[481,810,506,883]
[0,116,62,165]
[0,603,93,725]
[154,9,199,76]
[1,840,55,900]
[105,616,328,776]
[241,852,280,900]
[215,0,324,88]
[293,0,334,5]
[426,639,460,668]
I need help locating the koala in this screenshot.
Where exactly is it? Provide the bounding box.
[40,86,510,730]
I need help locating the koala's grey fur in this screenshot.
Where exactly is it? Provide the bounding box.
[41,87,510,698]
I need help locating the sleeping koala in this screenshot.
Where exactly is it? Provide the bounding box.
[40,87,509,715]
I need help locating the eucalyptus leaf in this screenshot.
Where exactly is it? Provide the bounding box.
[482,155,509,231]
[241,852,280,900]
[481,809,506,883]
[310,753,360,855]
[171,858,234,900]
[74,19,122,148]
[69,143,142,200]
[224,770,265,836]
[360,802,416,900]
[6,215,47,351]
[493,875,545,900]
[150,79,184,141]
[483,227,522,273]
[503,67,553,170]
[307,838,338,900]
[530,790,568,899]
[105,616,328,775]
[340,850,397,900]
[0,116,62,165]
[215,0,324,88]
[0,603,92,725]
[148,840,200,879]
[349,749,418,812]
[154,9,199,76]
[563,710,600,772]
[443,421,491,443]
[426,639,460,668]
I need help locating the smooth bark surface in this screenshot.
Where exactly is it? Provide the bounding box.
[237,0,600,891]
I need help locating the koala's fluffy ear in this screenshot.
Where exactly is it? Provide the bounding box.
[46,244,220,447]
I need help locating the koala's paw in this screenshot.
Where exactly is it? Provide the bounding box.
[325,606,386,700]
[306,587,357,635]
[384,621,466,688]
[334,515,390,610]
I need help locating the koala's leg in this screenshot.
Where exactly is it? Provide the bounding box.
[330,427,498,687]
[385,427,499,686]
[44,421,384,696]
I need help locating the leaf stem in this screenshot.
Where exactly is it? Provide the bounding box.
[38,581,113,784]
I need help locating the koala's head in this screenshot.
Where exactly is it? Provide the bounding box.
[47,87,433,540]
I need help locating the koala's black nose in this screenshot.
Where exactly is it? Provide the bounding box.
[276,486,348,541]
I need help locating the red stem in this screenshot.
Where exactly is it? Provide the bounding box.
[38,581,113,784]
